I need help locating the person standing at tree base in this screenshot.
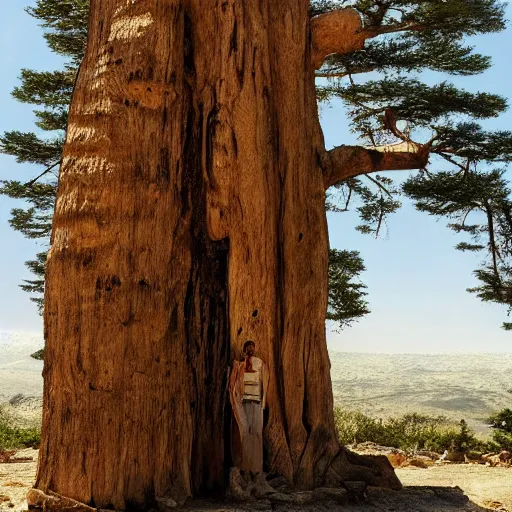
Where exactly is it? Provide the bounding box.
[229,340,269,480]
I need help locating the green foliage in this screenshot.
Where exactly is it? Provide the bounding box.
[26,0,89,63]
[328,175,402,236]
[0,132,63,166]
[488,408,512,450]
[20,253,47,312]
[433,123,512,163]
[451,419,478,452]
[323,38,491,77]
[311,0,506,37]
[403,169,512,328]
[314,0,512,327]
[0,407,40,450]
[30,348,45,360]
[334,408,484,453]
[3,0,512,330]
[0,0,85,311]
[13,68,75,107]
[328,250,370,329]
[338,79,506,128]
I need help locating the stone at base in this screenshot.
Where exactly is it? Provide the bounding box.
[344,480,368,502]
[312,487,349,504]
[156,496,178,510]
[266,475,288,490]
[267,491,313,505]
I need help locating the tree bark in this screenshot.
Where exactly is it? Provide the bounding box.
[36,1,401,509]
[324,144,429,189]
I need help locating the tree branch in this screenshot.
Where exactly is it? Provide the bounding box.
[24,160,61,187]
[315,64,377,78]
[485,203,501,278]
[364,174,393,198]
[311,9,424,70]
[323,144,429,189]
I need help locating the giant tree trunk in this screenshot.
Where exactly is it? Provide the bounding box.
[36,0,401,509]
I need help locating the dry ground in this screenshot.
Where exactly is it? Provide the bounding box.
[0,450,510,512]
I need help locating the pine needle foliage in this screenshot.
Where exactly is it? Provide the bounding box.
[2,0,512,330]
[0,0,86,310]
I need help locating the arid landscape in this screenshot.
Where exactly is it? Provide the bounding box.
[330,352,512,435]
[1,333,511,511]
[2,332,511,432]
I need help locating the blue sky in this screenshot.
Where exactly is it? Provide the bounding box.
[1,2,511,352]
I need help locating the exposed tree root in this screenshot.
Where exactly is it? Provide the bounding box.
[330,448,403,490]
[27,488,97,511]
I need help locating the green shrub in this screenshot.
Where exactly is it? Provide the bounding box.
[334,408,484,453]
[0,406,40,450]
[30,348,45,361]
[488,408,512,451]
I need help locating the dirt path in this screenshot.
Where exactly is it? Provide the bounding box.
[0,451,510,511]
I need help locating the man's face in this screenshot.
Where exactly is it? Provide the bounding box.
[245,343,255,357]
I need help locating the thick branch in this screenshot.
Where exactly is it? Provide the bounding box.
[323,144,429,189]
[311,9,424,70]
[311,9,367,70]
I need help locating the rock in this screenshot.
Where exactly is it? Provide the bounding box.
[344,480,368,499]
[415,450,441,460]
[266,475,288,490]
[386,452,407,468]
[408,457,429,469]
[487,454,503,467]
[292,491,314,504]
[267,491,313,505]
[267,492,294,504]
[156,497,178,510]
[246,499,272,510]
[312,487,349,503]
[498,450,511,463]
[350,443,409,469]
[446,451,465,462]
[0,450,17,463]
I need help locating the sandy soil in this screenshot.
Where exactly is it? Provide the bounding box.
[1,451,510,511]
[0,449,38,511]
[397,465,512,511]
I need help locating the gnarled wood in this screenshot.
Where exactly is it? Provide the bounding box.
[324,144,429,189]
[310,9,426,71]
[310,9,366,69]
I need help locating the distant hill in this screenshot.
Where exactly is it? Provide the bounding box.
[0,331,43,403]
[1,332,510,433]
[330,352,512,434]
[0,331,44,426]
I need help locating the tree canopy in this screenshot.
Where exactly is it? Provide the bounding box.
[2,0,512,327]
[313,0,512,328]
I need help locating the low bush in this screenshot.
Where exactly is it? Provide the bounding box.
[334,408,485,453]
[488,408,512,451]
[0,406,40,450]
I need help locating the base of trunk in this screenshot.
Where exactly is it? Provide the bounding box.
[29,450,401,511]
